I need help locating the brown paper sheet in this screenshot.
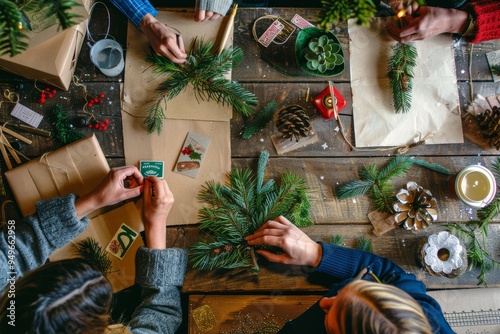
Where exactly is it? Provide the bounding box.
[121,10,232,121]
[50,202,145,292]
[348,18,463,147]
[122,114,231,226]
[5,135,110,217]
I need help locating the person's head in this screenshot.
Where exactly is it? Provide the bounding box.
[0,258,113,334]
[319,279,433,334]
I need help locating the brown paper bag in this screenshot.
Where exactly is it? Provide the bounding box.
[50,202,145,292]
[5,135,110,217]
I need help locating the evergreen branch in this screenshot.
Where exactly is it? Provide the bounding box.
[477,198,500,235]
[491,64,500,76]
[411,158,452,175]
[330,234,344,246]
[75,237,112,277]
[388,42,417,113]
[356,237,373,252]
[242,102,279,139]
[144,100,165,135]
[378,155,413,182]
[190,150,313,272]
[446,222,500,286]
[336,179,374,200]
[0,0,29,56]
[370,180,395,213]
[145,38,258,134]
[490,157,500,180]
[318,0,377,29]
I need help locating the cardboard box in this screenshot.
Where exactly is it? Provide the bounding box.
[50,202,145,292]
[0,0,90,90]
[5,134,110,217]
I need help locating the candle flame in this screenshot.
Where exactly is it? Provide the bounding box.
[397,9,406,19]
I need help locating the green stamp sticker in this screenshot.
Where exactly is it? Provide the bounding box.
[140,160,164,178]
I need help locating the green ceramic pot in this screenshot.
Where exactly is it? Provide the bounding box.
[295,27,344,77]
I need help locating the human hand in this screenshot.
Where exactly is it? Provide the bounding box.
[139,13,187,64]
[75,166,143,219]
[245,216,322,267]
[194,9,222,22]
[142,177,174,249]
[385,6,469,42]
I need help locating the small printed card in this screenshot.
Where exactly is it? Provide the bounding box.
[258,19,284,47]
[291,14,314,29]
[140,160,164,178]
[10,103,43,128]
[486,50,500,82]
[174,132,210,179]
[106,223,140,260]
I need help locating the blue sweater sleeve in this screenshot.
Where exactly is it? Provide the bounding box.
[0,194,88,292]
[128,247,188,334]
[107,0,158,27]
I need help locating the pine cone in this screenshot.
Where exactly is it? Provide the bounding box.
[477,106,500,149]
[275,105,310,142]
[391,181,437,231]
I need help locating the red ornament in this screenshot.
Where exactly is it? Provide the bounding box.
[99,93,105,98]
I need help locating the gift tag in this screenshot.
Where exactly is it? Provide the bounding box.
[106,223,140,260]
[174,132,210,178]
[274,18,296,44]
[10,103,43,128]
[258,19,284,47]
[291,14,314,29]
[140,160,164,178]
[486,50,500,82]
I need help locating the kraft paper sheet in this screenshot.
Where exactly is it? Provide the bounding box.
[122,10,233,226]
[50,202,144,292]
[348,18,463,147]
[122,10,232,121]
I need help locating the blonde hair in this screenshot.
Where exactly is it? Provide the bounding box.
[332,280,433,334]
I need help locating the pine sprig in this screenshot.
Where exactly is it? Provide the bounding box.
[446,222,500,286]
[242,102,279,139]
[75,237,112,277]
[145,38,258,134]
[356,236,373,253]
[1,0,82,57]
[388,42,417,113]
[190,150,313,272]
[336,156,449,213]
[48,104,83,144]
[318,0,377,29]
[491,64,500,76]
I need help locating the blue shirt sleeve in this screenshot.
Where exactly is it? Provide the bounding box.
[108,0,158,28]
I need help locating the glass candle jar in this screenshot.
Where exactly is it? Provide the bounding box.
[454,165,497,209]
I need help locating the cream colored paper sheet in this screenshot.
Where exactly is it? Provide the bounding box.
[122,115,231,226]
[122,10,232,121]
[348,18,463,147]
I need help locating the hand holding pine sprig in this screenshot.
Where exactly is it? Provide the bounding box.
[190,150,313,272]
[144,38,258,134]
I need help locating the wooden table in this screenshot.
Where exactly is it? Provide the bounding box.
[1,5,500,333]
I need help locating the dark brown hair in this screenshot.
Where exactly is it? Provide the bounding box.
[0,258,112,334]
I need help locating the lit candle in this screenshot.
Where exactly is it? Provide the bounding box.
[455,165,497,209]
[397,9,406,28]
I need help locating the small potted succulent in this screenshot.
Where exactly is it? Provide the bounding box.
[295,27,344,76]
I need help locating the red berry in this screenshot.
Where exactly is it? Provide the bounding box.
[94,124,99,129]
[52,90,57,94]
[48,94,53,98]
[45,87,50,91]
[41,93,46,98]
[103,125,108,130]
[99,93,105,98]
[88,124,93,129]
[39,98,45,103]
[88,102,93,107]
[94,97,99,103]
[99,99,104,104]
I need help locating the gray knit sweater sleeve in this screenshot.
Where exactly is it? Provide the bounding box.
[128,247,188,334]
[0,194,88,291]
[197,0,233,15]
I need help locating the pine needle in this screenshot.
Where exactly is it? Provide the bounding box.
[242,102,279,139]
[190,150,313,271]
[145,38,258,134]
[388,42,417,113]
[329,234,344,246]
[356,237,373,252]
[75,237,112,277]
